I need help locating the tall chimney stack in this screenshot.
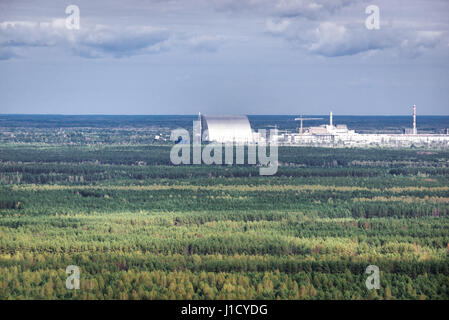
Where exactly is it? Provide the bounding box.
[330,111,333,127]
[413,105,417,135]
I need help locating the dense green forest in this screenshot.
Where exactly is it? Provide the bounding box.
[1,144,449,299]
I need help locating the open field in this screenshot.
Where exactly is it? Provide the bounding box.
[1,145,449,299]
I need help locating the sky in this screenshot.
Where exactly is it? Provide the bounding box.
[0,0,448,115]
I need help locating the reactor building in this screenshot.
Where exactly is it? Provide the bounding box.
[200,114,254,144]
[276,105,449,148]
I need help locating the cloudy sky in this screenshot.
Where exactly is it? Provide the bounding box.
[0,0,448,115]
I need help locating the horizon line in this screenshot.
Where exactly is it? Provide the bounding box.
[1,113,449,117]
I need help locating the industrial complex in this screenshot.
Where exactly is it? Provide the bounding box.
[200,106,449,148]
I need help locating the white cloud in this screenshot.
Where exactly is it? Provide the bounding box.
[215,0,361,19]
[0,19,228,59]
[0,19,170,59]
[255,0,449,58]
[73,25,170,58]
[1,1,448,60]
[308,22,347,53]
[184,35,227,52]
[275,0,324,18]
[267,18,447,58]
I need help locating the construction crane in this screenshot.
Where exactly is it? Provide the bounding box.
[294,116,324,135]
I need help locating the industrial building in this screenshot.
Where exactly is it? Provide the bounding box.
[200,114,254,144]
[199,106,449,148]
[276,105,449,148]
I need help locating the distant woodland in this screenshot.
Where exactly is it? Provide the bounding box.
[1,143,449,299]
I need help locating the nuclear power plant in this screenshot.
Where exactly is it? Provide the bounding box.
[275,105,449,148]
[200,105,449,148]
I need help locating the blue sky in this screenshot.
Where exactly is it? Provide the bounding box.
[0,0,448,115]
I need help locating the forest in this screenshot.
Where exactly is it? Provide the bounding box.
[1,143,449,299]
